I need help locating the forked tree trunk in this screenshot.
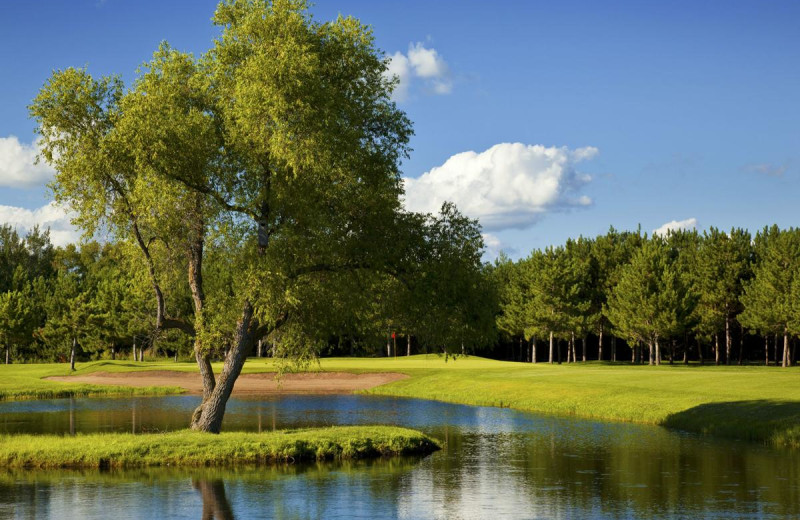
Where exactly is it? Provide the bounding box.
[70,337,76,371]
[548,331,554,364]
[191,301,255,433]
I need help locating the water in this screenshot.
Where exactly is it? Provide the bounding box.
[0,394,798,519]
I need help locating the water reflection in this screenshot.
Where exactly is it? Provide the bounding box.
[194,480,234,520]
[0,395,799,519]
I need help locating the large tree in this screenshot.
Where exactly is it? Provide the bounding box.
[32,0,420,433]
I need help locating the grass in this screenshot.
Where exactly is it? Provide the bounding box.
[0,426,440,469]
[5,355,800,448]
[0,362,185,400]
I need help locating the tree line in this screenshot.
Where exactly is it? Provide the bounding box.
[491,226,800,367]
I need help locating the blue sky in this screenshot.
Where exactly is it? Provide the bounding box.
[1,0,798,256]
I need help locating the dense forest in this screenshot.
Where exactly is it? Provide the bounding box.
[2,222,798,367]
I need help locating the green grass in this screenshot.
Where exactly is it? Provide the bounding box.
[0,362,185,400]
[0,426,440,469]
[6,355,800,448]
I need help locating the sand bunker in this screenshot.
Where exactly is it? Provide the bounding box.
[46,370,408,395]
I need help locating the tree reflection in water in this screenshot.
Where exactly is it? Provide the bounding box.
[194,480,235,520]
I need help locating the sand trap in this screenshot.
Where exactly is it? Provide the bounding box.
[46,370,408,396]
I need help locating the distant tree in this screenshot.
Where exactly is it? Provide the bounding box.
[740,227,800,367]
[607,237,694,365]
[695,227,752,364]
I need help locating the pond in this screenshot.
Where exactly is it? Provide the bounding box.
[0,394,798,519]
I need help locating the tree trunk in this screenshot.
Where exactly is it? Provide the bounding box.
[682,344,688,365]
[549,331,554,364]
[598,325,604,362]
[386,330,391,357]
[557,337,562,364]
[70,337,76,371]
[133,338,136,362]
[111,345,116,361]
[765,336,769,366]
[738,323,744,365]
[669,340,675,365]
[698,338,704,365]
[581,336,587,362]
[174,350,179,363]
[783,331,789,368]
[4,344,8,365]
[774,333,779,367]
[257,339,263,358]
[648,341,654,366]
[569,332,575,363]
[188,227,215,401]
[714,334,720,366]
[531,337,537,364]
[631,342,636,364]
[725,317,731,365]
[655,337,661,366]
[407,335,411,356]
[191,301,255,433]
[611,336,617,362]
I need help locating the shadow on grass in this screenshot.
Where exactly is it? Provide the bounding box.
[663,399,800,448]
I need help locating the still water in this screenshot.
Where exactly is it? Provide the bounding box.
[0,394,798,519]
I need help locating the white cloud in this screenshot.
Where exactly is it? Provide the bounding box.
[0,136,55,188]
[653,217,697,237]
[403,143,598,231]
[0,202,79,246]
[747,162,787,177]
[385,42,452,101]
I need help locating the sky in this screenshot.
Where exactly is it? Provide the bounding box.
[1,0,798,257]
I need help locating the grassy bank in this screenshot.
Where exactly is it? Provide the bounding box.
[0,426,440,469]
[324,356,800,448]
[6,356,800,448]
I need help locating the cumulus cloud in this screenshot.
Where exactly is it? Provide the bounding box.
[0,136,55,188]
[653,217,697,237]
[385,42,452,101]
[0,202,79,246]
[403,143,598,231]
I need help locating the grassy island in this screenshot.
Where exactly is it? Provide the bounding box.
[0,426,440,469]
